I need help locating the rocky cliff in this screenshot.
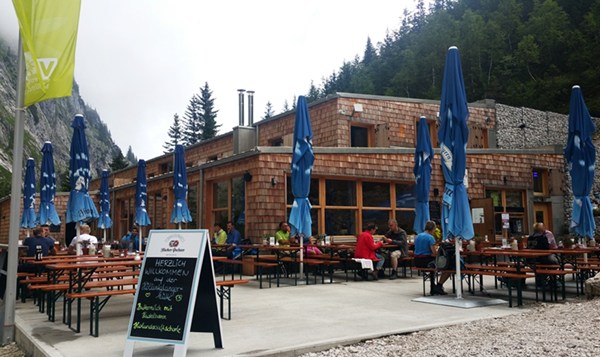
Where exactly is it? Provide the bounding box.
[0,38,119,196]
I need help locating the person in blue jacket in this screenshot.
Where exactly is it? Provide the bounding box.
[225,221,242,259]
[119,227,141,251]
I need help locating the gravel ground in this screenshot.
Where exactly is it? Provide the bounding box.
[303,299,600,357]
[0,343,24,357]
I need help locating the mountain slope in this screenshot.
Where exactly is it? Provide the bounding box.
[0,37,120,197]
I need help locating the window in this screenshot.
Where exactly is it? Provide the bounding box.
[269,137,284,146]
[286,177,319,206]
[210,177,246,236]
[350,125,371,147]
[485,189,526,236]
[325,209,356,236]
[396,183,416,209]
[326,180,356,206]
[532,169,549,196]
[159,162,173,174]
[363,182,390,207]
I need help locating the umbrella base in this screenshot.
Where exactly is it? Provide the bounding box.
[412,295,507,309]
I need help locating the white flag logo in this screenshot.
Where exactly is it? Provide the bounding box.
[37,58,58,81]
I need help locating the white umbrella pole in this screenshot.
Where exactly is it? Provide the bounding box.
[139,226,144,252]
[178,223,181,230]
[103,229,107,245]
[26,229,30,238]
[299,235,304,276]
[455,237,462,299]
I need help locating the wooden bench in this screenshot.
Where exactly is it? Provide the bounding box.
[462,268,534,307]
[65,289,136,337]
[215,279,249,320]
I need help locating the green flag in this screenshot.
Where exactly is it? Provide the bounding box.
[12,0,81,107]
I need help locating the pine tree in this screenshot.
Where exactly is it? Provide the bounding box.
[125,146,137,164]
[182,94,203,146]
[363,37,376,65]
[58,168,71,192]
[163,113,182,154]
[282,100,290,112]
[263,101,275,120]
[199,82,220,140]
[109,148,129,171]
[291,95,297,110]
[306,81,321,102]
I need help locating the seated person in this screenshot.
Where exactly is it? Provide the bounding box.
[384,219,408,280]
[68,224,99,254]
[354,223,385,280]
[119,227,140,252]
[528,222,559,287]
[225,221,242,259]
[18,227,56,273]
[275,221,291,246]
[212,222,228,257]
[413,220,451,295]
[305,236,323,256]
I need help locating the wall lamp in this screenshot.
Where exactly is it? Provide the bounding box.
[271,177,278,187]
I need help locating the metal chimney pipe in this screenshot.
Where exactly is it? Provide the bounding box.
[247,90,255,126]
[237,89,245,126]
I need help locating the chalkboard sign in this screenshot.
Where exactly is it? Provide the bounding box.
[124,229,221,357]
[129,257,197,341]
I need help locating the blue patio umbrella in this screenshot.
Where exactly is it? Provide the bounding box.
[66,115,99,225]
[98,169,112,242]
[438,46,474,241]
[38,141,61,226]
[20,158,37,233]
[135,159,151,251]
[289,96,314,275]
[289,96,314,241]
[170,144,192,228]
[439,46,473,299]
[413,117,434,234]
[564,85,596,240]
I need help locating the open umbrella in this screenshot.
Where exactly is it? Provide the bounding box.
[98,169,112,243]
[20,158,37,235]
[438,46,474,299]
[135,159,151,252]
[38,141,61,227]
[170,144,192,228]
[413,117,434,234]
[66,114,99,244]
[564,85,596,241]
[289,96,314,276]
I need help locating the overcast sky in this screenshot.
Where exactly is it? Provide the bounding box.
[0,0,421,160]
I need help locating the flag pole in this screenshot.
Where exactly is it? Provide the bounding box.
[1,35,27,344]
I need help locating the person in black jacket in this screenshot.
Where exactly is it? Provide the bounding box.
[384,219,408,280]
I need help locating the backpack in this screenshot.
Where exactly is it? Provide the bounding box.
[435,242,455,270]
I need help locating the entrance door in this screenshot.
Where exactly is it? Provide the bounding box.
[470,198,495,238]
[533,203,553,232]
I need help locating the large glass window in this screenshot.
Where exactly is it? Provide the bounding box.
[396,183,416,208]
[485,189,526,236]
[326,180,356,206]
[187,183,198,229]
[210,177,245,236]
[363,182,390,207]
[286,177,319,205]
[396,210,416,235]
[325,209,356,236]
[350,126,369,147]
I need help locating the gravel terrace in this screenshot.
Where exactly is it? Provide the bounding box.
[303,299,600,357]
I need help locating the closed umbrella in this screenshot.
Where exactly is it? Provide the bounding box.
[289,96,314,276]
[564,85,596,241]
[20,158,37,235]
[98,169,112,243]
[66,115,99,244]
[438,46,474,299]
[170,144,192,228]
[135,159,151,252]
[38,141,61,226]
[413,117,434,234]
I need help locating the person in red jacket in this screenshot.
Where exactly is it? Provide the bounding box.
[355,223,385,280]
